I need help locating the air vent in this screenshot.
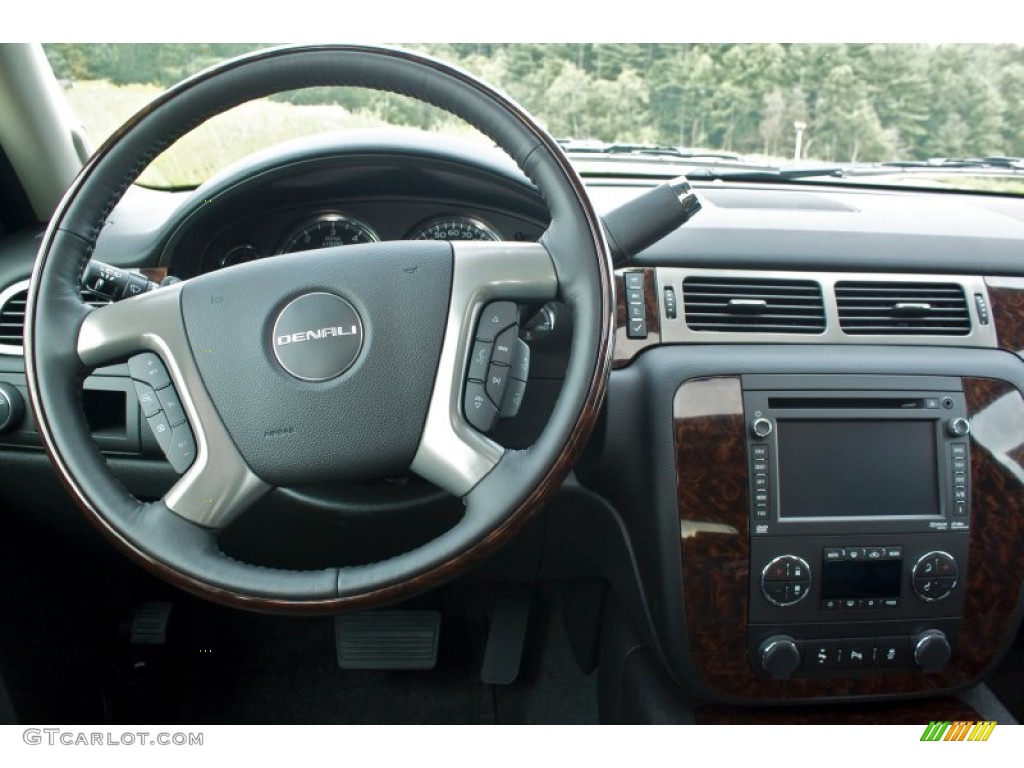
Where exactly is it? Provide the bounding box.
[836,281,970,336]
[683,277,826,333]
[0,283,109,352]
[0,286,27,347]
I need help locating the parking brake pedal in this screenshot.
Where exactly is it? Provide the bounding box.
[481,590,532,685]
[335,611,441,670]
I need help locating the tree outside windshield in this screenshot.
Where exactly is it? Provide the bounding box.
[44,43,1024,190]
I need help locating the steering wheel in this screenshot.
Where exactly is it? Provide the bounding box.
[24,45,613,612]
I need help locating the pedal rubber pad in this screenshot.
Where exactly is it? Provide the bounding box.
[335,611,441,670]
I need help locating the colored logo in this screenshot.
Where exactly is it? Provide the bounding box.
[920,721,996,741]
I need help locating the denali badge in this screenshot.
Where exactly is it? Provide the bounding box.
[276,326,360,346]
[271,293,364,381]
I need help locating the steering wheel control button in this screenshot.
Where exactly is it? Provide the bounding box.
[156,386,186,427]
[511,339,531,382]
[146,411,173,452]
[761,555,811,606]
[476,301,517,342]
[500,376,527,419]
[271,292,364,381]
[166,425,197,473]
[132,381,161,418]
[464,380,498,433]
[491,327,517,366]
[486,363,509,407]
[467,341,492,382]
[129,353,171,390]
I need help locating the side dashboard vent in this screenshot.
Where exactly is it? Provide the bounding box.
[0,286,27,348]
[0,284,109,351]
[836,281,970,336]
[683,276,826,333]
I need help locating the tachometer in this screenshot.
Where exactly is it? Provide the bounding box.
[278,214,379,254]
[407,215,501,242]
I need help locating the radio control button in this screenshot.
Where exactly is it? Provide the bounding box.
[754,507,769,520]
[952,458,967,474]
[476,302,517,342]
[751,445,768,460]
[753,475,768,491]
[751,418,773,438]
[951,444,967,459]
[948,417,971,437]
[953,502,968,517]
[751,459,768,474]
[953,473,967,488]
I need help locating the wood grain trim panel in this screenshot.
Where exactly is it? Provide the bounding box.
[674,376,1024,700]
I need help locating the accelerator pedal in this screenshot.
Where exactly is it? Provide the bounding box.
[335,611,441,670]
[481,590,533,685]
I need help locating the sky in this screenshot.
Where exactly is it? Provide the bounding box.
[3,0,1022,44]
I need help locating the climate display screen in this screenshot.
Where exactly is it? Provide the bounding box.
[777,420,940,519]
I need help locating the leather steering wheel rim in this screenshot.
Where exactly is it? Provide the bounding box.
[25,45,614,612]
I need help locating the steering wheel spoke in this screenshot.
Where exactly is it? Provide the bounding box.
[78,285,271,529]
[410,241,558,497]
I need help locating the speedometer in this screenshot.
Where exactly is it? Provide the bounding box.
[278,214,379,254]
[407,215,501,242]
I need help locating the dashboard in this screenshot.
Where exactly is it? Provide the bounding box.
[3,131,1024,720]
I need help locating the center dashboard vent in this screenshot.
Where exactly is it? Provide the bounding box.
[682,276,826,333]
[0,285,109,350]
[835,281,970,336]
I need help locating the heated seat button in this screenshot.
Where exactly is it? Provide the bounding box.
[133,381,161,418]
[464,381,497,433]
[146,411,173,452]
[477,302,517,342]
[491,327,517,367]
[156,386,186,427]
[874,637,910,667]
[129,352,171,390]
[467,341,492,382]
[485,364,509,407]
[166,424,197,473]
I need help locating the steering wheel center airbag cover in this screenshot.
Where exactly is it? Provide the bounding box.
[272,292,364,381]
[181,240,452,486]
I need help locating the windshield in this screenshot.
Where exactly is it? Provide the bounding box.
[44,43,1024,194]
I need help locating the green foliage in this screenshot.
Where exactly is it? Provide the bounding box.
[44,43,1024,163]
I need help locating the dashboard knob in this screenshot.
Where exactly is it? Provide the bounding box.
[751,417,773,438]
[0,382,24,433]
[948,417,970,436]
[913,630,952,673]
[759,635,801,680]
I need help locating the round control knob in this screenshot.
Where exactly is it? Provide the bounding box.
[913,630,952,673]
[0,382,24,433]
[948,417,970,437]
[911,551,959,602]
[759,635,801,680]
[751,417,773,438]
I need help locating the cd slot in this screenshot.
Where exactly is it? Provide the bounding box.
[767,397,927,410]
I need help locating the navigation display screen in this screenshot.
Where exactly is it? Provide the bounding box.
[777,420,940,519]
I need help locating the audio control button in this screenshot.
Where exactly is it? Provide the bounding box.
[751,418,773,438]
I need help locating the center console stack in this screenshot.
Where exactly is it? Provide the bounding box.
[741,375,970,680]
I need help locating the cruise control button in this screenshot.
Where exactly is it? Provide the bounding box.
[491,327,517,366]
[166,424,196,473]
[133,381,161,418]
[146,411,173,451]
[486,364,509,407]
[467,341,492,382]
[464,381,497,433]
[477,302,517,342]
[156,386,186,427]
[129,352,171,390]
[500,376,527,419]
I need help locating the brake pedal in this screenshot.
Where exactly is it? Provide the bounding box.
[335,611,441,670]
[481,590,532,685]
